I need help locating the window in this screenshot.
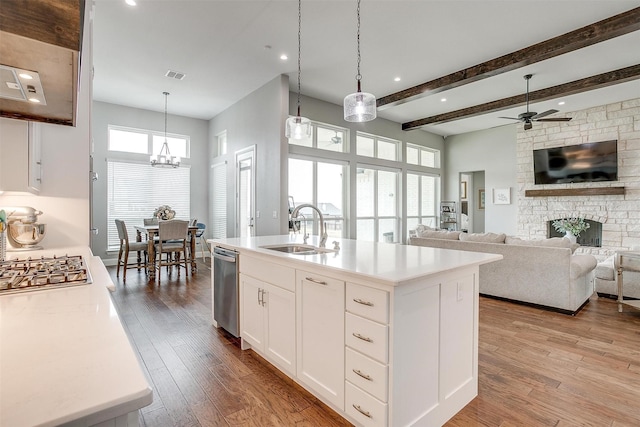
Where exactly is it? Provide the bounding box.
[108,125,190,159]
[106,160,190,250]
[216,131,227,156]
[406,172,439,232]
[289,123,347,153]
[356,166,400,242]
[406,143,438,167]
[211,162,227,238]
[288,158,346,238]
[357,133,400,161]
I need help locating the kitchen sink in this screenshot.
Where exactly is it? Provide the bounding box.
[260,244,336,255]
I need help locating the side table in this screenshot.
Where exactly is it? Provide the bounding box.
[615,251,640,312]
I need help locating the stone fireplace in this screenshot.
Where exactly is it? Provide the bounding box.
[547,219,603,247]
[515,98,640,260]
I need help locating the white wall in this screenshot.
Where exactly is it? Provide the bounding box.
[209,75,289,237]
[444,125,518,235]
[0,5,93,251]
[90,101,210,260]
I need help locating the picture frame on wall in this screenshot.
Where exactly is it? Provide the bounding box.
[493,187,511,205]
[460,181,467,199]
[479,189,485,210]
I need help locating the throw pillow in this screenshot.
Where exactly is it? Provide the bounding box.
[459,232,506,243]
[415,224,436,237]
[419,230,461,240]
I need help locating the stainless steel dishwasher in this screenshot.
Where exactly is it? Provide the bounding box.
[213,246,239,337]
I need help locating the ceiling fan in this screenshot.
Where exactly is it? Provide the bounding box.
[499,74,572,130]
[324,131,342,146]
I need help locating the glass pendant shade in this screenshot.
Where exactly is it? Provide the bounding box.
[285,114,311,140]
[344,88,377,122]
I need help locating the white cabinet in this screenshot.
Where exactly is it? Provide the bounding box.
[233,247,482,427]
[239,256,296,376]
[0,118,42,193]
[296,270,345,410]
[345,283,390,427]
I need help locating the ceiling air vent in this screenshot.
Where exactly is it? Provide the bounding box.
[165,70,186,80]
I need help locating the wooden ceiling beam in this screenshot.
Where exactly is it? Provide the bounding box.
[377,7,640,110]
[401,64,640,130]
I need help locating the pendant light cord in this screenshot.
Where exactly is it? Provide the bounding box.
[296,0,302,116]
[163,91,171,155]
[356,0,361,83]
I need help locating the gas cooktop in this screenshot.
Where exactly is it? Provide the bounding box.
[0,254,92,295]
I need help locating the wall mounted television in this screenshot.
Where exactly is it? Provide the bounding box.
[533,140,618,185]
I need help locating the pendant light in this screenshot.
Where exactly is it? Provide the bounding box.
[285,0,311,140]
[344,0,376,122]
[150,91,181,168]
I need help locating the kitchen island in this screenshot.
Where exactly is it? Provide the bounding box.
[209,235,502,427]
[0,246,152,427]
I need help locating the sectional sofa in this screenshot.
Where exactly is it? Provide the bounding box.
[408,229,598,314]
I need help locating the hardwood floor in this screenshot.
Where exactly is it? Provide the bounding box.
[108,261,640,426]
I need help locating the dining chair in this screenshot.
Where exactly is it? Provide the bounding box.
[115,219,148,282]
[188,222,208,262]
[155,219,189,278]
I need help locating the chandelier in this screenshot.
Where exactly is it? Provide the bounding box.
[285,0,311,140]
[343,0,376,122]
[150,91,181,168]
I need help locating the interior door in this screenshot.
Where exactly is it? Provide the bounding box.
[236,146,256,237]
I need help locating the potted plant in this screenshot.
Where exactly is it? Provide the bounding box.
[552,217,590,243]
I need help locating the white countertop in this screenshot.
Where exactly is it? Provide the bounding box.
[0,246,152,427]
[209,235,502,286]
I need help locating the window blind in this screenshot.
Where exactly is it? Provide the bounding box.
[107,160,191,250]
[211,162,227,239]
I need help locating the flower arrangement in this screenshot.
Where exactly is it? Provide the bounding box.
[552,217,590,237]
[153,205,175,220]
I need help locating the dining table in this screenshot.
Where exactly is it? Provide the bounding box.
[134,224,199,279]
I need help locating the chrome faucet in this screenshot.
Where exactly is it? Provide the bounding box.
[291,203,328,247]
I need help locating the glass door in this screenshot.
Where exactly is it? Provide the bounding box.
[236,146,256,238]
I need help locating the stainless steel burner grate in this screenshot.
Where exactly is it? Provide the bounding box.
[0,255,93,295]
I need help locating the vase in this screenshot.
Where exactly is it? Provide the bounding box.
[564,231,577,244]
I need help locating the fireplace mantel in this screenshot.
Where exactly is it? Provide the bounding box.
[524,187,625,197]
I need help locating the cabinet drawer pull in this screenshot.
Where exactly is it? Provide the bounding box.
[352,369,373,381]
[352,404,372,418]
[353,298,374,306]
[352,332,373,343]
[305,277,328,286]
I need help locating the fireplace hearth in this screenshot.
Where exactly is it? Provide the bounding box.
[547,219,602,247]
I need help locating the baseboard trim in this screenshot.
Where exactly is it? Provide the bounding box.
[480,293,590,316]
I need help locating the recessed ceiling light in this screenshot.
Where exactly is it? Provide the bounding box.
[28,98,41,103]
[280,54,288,60]
[394,77,401,82]
[125,0,136,6]
[18,73,33,80]
[558,101,565,105]
[440,98,447,102]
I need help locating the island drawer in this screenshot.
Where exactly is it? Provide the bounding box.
[346,312,388,364]
[345,347,388,402]
[345,381,387,427]
[240,255,295,292]
[346,282,388,324]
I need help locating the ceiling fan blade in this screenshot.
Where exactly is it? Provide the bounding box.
[531,109,558,120]
[498,117,520,120]
[536,117,572,122]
